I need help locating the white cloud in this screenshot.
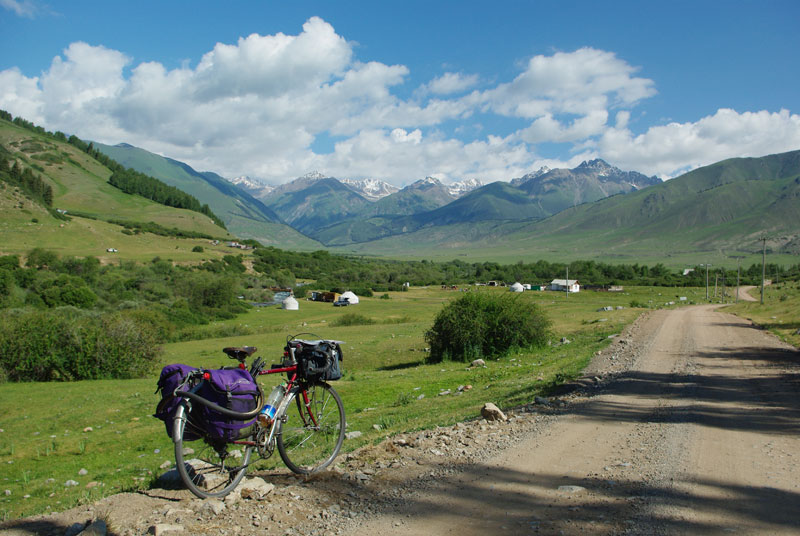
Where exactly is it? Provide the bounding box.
[426,72,479,95]
[1,20,797,186]
[1,0,39,17]
[598,108,800,178]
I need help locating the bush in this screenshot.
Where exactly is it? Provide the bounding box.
[0,308,162,381]
[425,292,551,363]
[192,245,204,253]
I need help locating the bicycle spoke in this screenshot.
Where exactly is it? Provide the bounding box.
[277,382,345,474]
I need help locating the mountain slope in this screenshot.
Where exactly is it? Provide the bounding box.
[94,143,321,249]
[0,115,236,260]
[332,150,800,265]
[317,161,660,245]
[261,176,373,236]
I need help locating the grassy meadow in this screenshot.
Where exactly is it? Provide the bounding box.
[0,284,709,520]
[725,280,800,348]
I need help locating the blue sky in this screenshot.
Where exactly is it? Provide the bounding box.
[2,0,799,186]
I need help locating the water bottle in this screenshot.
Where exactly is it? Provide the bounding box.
[257,383,285,427]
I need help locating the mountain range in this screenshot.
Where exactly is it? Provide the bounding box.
[5,110,797,268]
[254,159,660,245]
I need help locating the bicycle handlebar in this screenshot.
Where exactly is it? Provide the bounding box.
[175,388,264,420]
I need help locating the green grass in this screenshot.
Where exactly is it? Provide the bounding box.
[0,285,703,520]
[725,280,800,348]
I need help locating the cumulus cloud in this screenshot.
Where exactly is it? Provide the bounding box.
[598,108,800,177]
[0,19,797,186]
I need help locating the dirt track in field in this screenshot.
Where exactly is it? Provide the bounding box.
[2,303,798,535]
[342,304,800,536]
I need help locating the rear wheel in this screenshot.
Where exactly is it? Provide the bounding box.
[173,403,252,498]
[277,382,345,474]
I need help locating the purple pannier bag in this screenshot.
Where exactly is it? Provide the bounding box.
[196,368,260,441]
[154,363,199,440]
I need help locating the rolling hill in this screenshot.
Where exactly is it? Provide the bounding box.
[93,143,321,249]
[0,116,237,260]
[332,150,800,267]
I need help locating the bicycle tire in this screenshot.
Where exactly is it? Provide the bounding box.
[276,382,345,474]
[173,403,253,499]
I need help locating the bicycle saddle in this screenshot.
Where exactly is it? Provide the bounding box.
[222,346,257,360]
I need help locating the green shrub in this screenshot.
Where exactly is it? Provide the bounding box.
[192,245,204,253]
[0,308,161,381]
[424,291,551,363]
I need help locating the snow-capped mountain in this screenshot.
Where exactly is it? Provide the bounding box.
[340,178,399,200]
[228,175,274,196]
[447,178,484,197]
[510,166,550,186]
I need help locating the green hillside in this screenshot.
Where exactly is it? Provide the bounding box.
[333,150,800,268]
[94,143,321,250]
[0,117,244,260]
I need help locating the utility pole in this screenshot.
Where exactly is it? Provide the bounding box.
[565,266,569,299]
[760,236,767,305]
[736,257,741,304]
[701,263,711,301]
[714,272,718,300]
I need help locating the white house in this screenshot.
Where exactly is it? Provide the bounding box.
[549,279,580,293]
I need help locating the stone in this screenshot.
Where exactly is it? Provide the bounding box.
[239,477,275,500]
[345,431,362,440]
[560,337,571,344]
[557,485,586,493]
[471,359,486,368]
[201,499,226,516]
[77,520,107,536]
[78,468,88,476]
[83,427,93,433]
[85,481,101,489]
[159,460,172,469]
[481,402,507,422]
[534,396,551,406]
[148,524,184,536]
[65,479,79,487]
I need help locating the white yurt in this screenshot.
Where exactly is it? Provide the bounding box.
[509,282,524,293]
[282,296,299,310]
[340,290,359,304]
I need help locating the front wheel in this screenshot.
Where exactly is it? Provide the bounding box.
[173,403,252,499]
[276,382,345,474]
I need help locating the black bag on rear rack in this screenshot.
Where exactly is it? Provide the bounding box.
[298,341,343,381]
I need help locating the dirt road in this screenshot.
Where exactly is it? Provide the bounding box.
[344,305,800,535]
[3,305,798,535]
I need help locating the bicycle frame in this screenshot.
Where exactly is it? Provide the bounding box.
[232,360,320,450]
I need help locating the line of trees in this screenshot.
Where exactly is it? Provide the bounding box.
[1,109,226,229]
[0,154,54,208]
[251,246,800,290]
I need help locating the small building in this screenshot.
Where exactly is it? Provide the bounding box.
[549,279,580,293]
[340,291,359,304]
[282,296,299,310]
[310,291,338,302]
